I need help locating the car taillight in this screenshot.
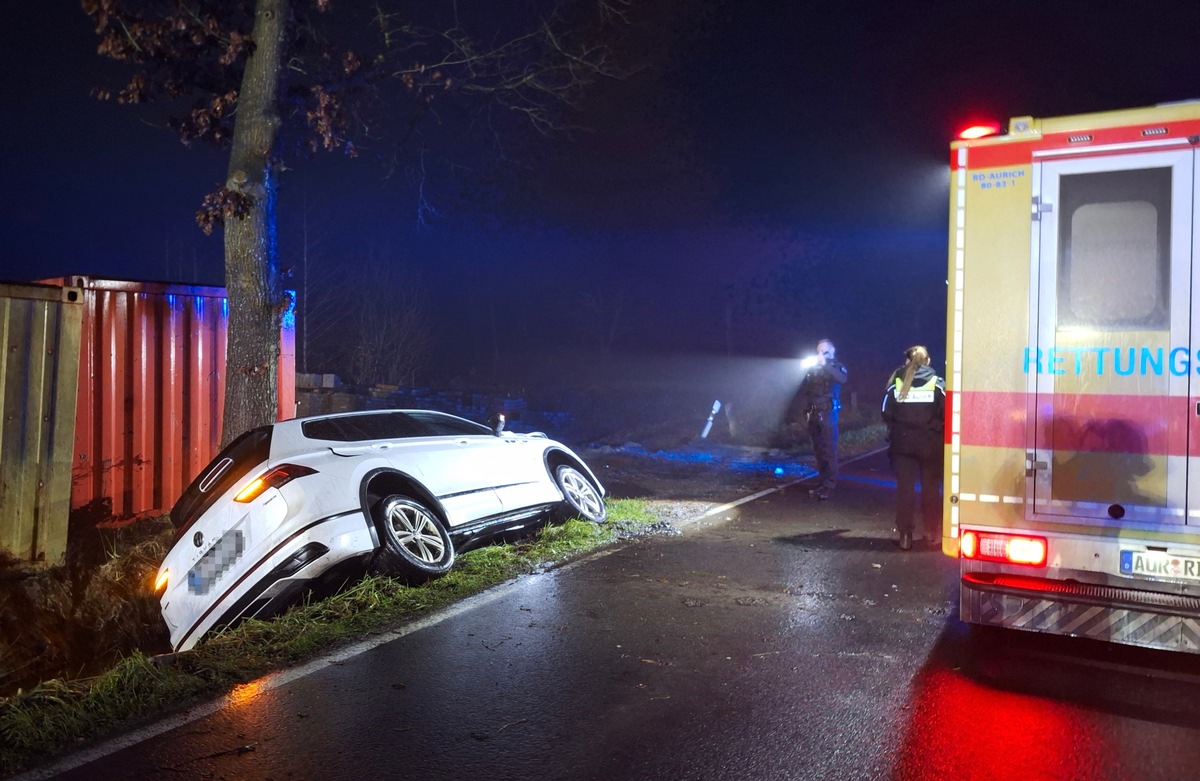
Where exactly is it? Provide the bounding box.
[959,530,1047,567]
[234,464,318,503]
[154,568,170,593]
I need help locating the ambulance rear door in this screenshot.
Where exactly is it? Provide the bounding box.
[1029,147,1196,527]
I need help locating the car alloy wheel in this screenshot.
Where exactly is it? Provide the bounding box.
[373,494,455,581]
[387,498,446,562]
[555,465,607,523]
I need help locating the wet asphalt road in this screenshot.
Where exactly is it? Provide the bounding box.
[29,451,1200,780]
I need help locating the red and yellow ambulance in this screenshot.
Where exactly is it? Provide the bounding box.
[947,102,1200,652]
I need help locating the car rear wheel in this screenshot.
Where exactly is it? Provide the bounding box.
[555,465,607,523]
[372,495,455,581]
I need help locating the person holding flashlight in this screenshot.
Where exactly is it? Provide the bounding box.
[798,339,848,500]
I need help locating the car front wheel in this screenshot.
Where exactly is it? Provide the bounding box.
[372,495,455,582]
[555,465,607,523]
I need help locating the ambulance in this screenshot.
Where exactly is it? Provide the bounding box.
[946,102,1200,652]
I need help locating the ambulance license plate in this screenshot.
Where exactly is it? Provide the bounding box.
[1119,549,1200,583]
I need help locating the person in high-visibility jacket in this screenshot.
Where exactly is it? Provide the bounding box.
[881,345,945,551]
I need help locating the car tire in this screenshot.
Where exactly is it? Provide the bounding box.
[372,495,456,582]
[555,465,607,523]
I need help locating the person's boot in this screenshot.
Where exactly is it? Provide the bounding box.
[898,532,912,551]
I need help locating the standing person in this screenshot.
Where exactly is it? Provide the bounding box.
[882,345,946,551]
[798,339,848,500]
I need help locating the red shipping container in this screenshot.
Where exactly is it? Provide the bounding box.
[44,277,295,523]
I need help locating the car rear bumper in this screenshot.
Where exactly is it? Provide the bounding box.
[163,509,374,652]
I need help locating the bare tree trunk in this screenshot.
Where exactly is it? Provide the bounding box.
[221,0,288,446]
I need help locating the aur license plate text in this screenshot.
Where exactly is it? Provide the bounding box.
[1120,549,1200,583]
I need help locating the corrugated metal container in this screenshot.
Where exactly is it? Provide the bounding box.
[0,281,83,565]
[47,277,296,523]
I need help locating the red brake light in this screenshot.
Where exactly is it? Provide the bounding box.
[234,464,317,503]
[959,530,1047,567]
[958,122,1002,140]
[960,530,978,558]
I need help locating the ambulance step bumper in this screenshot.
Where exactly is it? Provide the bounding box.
[962,572,1200,652]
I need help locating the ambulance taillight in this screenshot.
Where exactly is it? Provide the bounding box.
[959,531,1048,567]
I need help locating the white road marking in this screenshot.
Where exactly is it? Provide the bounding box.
[694,447,887,521]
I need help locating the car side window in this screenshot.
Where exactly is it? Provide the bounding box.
[405,411,491,436]
[302,413,428,441]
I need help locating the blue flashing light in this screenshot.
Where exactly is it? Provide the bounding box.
[657,450,719,465]
[839,474,897,490]
[281,290,296,330]
[606,445,834,481]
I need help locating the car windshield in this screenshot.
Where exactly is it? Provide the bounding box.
[301,411,490,441]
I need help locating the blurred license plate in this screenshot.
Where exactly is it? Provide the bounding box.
[188,529,245,594]
[1119,549,1200,582]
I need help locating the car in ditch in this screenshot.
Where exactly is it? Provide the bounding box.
[153,409,607,652]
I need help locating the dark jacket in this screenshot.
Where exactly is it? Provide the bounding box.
[799,360,849,414]
[881,364,945,458]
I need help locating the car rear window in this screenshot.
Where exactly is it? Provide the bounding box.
[171,426,273,539]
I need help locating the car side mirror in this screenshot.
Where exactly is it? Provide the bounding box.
[488,413,506,436]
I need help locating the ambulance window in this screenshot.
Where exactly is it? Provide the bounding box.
[1057,167,1170,329]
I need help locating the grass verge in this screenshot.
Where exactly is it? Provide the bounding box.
[0,499,662,777]
[841,423,888,457]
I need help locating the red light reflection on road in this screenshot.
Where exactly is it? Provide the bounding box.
[891,666,1114,781]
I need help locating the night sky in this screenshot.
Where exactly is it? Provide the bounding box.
[5,1,1200,400]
